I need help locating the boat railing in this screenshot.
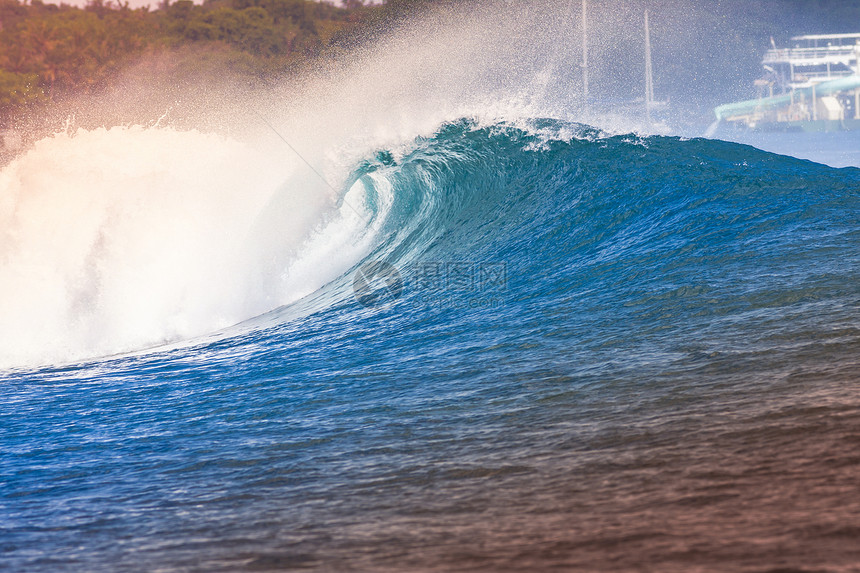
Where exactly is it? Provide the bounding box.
[790,70,857,85]
[763,45,859,66]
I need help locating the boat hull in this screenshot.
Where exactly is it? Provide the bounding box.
[751,118,860,133]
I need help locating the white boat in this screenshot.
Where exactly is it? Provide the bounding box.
[714,33,860,132]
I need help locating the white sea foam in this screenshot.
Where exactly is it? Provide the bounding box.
[0,126,381,367]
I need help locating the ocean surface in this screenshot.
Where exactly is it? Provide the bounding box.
[2,116,859,572]
[712,128,860,169]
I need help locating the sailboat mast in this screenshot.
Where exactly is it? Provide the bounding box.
[582,0,589,104]
[644,9,654,122]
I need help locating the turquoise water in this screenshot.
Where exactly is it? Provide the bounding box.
[2,120,859,571]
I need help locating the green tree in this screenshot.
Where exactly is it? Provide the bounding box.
[0,69,45,114]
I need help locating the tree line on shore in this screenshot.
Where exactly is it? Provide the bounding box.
[0,0,430,120]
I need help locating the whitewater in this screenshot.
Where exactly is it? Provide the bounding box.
[2,1,859,571]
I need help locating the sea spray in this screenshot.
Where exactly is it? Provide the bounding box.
[0,125,372,367]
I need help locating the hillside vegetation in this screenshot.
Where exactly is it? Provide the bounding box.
[0,0,382,120]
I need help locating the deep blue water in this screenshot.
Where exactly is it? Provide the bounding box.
[2,120,860,572]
